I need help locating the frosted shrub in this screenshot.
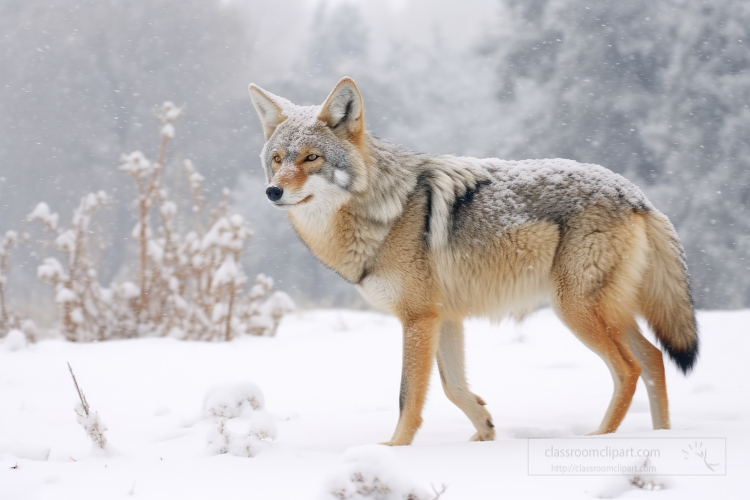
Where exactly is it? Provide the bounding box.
[119,103,294,340]
[74,403,108,451]
[240,274,296,338]
[30,192,139,341]
[68,363,108,450]
[1,329,27,352]
[203,383,277,457]
[28,102,292,341]
[0,230,36,340]
[323,446,435,500]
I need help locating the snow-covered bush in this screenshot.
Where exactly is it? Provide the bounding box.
[0,230,36,340]
[239,275,296,338]
[74,402,108,451]
[30,193,138,342]
[323,446,436,500]
[1,329,27,352]
[27,102,293,341]
[68,363,108,450]
[203,383,277,457]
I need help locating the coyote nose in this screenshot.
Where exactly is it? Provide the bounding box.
[266,186,283,202]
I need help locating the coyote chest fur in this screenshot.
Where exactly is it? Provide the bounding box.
[248,77,699,446]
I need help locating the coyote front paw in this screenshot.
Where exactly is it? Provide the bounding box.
[584,428,615,436]
[469,428,496,442]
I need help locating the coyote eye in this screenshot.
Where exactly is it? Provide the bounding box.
[272,155,281,163]
[305,154,319,162]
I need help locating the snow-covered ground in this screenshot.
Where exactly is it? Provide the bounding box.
[1,308,747,499]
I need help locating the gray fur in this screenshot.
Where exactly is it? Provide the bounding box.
[385,150,654,250]
[253,85,655,252]
[260,106,356,187]
[451,157,654,241]
[248,79,695,445]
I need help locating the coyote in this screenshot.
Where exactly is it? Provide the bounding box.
[248,77,698,446]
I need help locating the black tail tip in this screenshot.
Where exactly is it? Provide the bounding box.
[664,337,699,375]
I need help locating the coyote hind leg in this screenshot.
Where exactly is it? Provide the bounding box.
[628,326,670,429]
[552,203,650,434]
[555,304,642,435]
[436,320,495,442]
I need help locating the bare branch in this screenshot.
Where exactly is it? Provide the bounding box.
[67,362,89,417]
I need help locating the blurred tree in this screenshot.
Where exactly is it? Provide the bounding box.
[491,0,750,307]
[0,0,259,309]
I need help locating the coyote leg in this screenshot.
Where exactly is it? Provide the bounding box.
[557,307,641,435]
[551,204,650,434]
[381,313,440,446]
[627,326,670,429]
[436,320,495,441]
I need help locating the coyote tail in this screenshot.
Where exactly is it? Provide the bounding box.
[640,211,699,374]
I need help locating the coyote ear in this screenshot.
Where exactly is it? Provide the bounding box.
[318,77,364,140]
[248,84,288,141]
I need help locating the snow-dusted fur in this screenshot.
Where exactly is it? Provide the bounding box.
[248,77,698,445]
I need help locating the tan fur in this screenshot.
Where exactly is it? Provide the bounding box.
[550,206,654,434]
[437,320,496,441]
[385,311,441,446]
[274,162,309,191]
[248,84,287,141]
[319,77,366,145]
[296,147,324,169]
[249,77,696,446]
[433,221,560,321]
[640,211,696,352]
[271,147,326,192]
[290,203,387,283]
[368,201,674,442]
[628,325,670,429]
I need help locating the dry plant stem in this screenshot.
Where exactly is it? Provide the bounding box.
[137,133,170,318]
[220,189,229,217]
[65,220,86,336]
[137,198,148,317]
[67,362,89,417]
[225,282,235,341]
[431,484,448,500]
[185,160,205,235]
[156,211,174,324]
[27,102,291,342]
[0,253,8,328]
[63,301,75,338]
[0,232,29,333]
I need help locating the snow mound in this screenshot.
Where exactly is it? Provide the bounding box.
[0,440,51,461]
[204,382,266,418]
[203,383,276,457]
[321,445,432,500]
[2,329,27,351]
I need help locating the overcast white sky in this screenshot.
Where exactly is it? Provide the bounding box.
[241,0,504,76]
[352,0,502,51]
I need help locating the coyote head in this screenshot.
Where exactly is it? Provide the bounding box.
[248,77,368,211]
